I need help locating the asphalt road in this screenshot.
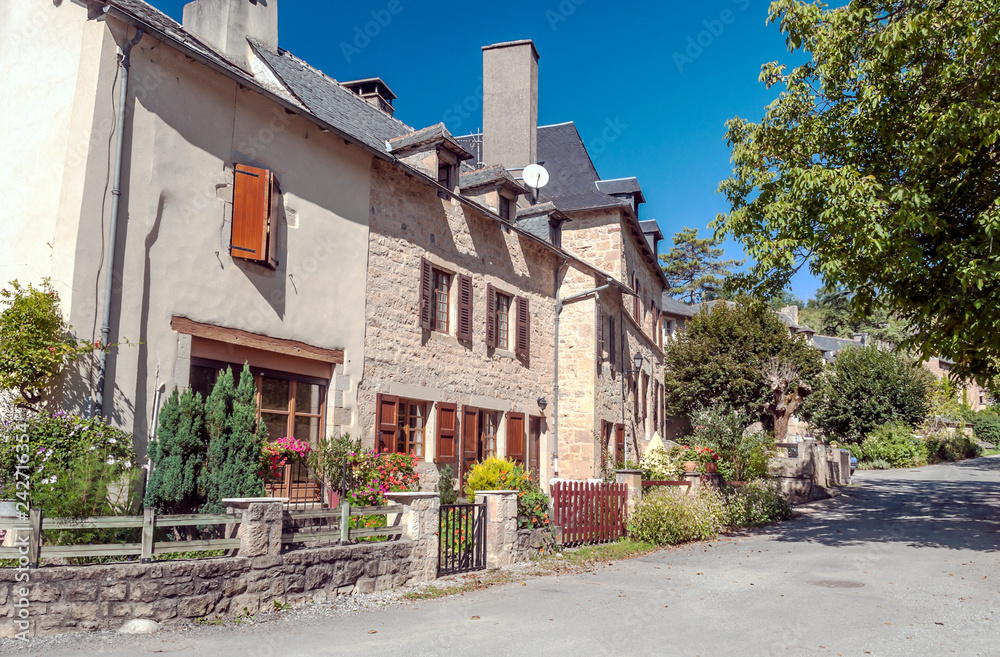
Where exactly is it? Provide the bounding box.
[13,456,1000,657]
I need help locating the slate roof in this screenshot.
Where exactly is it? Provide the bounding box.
[639,219,663,241]
[387,123,473,159]
[251,45,412,154]
[661,296,698,318]
[596,177,646,204]
[516,201,566,220]
[813,335,861,353]
[459,165,526,194]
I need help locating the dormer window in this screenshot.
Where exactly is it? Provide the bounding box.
[438,161,453,190]
[549,218,562,247]
[499,195,513,221]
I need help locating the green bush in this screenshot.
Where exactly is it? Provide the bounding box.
[721,480,791,527]
[971,413,1000,446]
[859,458,891,470]
[144,388,207,515]
[861,422,926,468]
[308,432,363,491]
[627,488,724,545]
[802,345,929,444]
[464,457,549,528]
[437,464,458,505]
[639,447,685,481]
[688,406,775,481]
[922,426,982,463]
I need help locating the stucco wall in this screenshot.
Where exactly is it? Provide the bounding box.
[360,158,557,483]
[7,12,375,451]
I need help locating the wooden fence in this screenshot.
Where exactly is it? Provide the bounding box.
[281,502,405,548]
[551,481,627,546]
[0,508,241,567]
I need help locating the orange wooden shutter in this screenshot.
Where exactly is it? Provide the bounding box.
[506,412,525,464]
[515,296,530,358]
[419,258,433,330]
[615,423,626,466]
[231,164,271,262]
[457,274,473,342]
[462,405,479,467]
[436,402,458,463]
[375,394,399,453]
[486,284,496,348]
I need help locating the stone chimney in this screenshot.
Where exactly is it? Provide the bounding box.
[482,40,539,171]
[183,0,278,72]
[780,305,799,324]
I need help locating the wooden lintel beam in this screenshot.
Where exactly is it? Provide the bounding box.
[170,316,345,365]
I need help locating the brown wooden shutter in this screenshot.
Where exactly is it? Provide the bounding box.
[596,303,604,362]
[457,274,473,342]
[462,405,480,465]
[436,402,458,463]
[486,284,496,348]
[506,412,525,464]
[615,423,626,466]
[419,258,433,330]
[609,322,616,368]
[528,417,540,481]
[375,394,399,453]
[231,164,271,262]
[642,373,649,419]
[600,420,610,470]
[515,296,530,358]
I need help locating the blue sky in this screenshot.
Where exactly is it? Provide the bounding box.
[152,0,821,301]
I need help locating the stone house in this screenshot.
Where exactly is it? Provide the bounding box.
[3,0,676,489]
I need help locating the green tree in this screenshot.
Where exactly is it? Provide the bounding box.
[0,279,97,409]
[201,364,267,512]
[144,388,208,516]
[659,227,742,303]
[803,285,911,346]
[715,0,1000,386]
[801,345,930,444]
[663,300,823,430]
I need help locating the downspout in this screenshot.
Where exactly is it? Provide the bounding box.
[93,26,144,418]
[553,275,614,479]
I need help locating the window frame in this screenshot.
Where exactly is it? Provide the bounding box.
[495,291,512,350]
[395,398,428,458]
[431,268,452,334]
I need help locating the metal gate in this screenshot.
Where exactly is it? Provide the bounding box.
[438,503,486,576]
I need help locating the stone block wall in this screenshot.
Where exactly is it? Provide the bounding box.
[0,542,416,637]
[514,527,557,561]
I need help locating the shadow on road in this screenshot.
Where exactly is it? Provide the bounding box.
[762,457,1000,554]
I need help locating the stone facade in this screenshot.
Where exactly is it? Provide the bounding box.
[360,158,558,485]
[923,356,993,411]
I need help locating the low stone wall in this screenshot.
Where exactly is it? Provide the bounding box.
[515,527,556,561]
[0,541,415,637]
[770,441,852,503]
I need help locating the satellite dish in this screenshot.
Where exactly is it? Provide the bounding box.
[522,163,549,189]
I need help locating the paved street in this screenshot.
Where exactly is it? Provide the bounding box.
[14,456,1000,657]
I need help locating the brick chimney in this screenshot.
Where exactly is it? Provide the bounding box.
[183,0,278,72]
[482,40,539,171]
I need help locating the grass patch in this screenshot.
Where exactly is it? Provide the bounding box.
[982,448,1000,457]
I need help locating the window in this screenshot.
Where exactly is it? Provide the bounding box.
[437,162,453,190]
[375,395,426,457]
[499,195,513,221]
[600,420,613,470]
[231,163,279,268]
[190,363,325,446]
[495,292,512,349]
[665,319,676,343]
[432,269,451,332]
[632,275,641,319]
[481,410,498,458]
[608,322,617,369]
[549,218,562,247]
[396,400,427,457]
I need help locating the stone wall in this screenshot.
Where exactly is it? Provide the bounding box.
[0,542,415,637]
[360,158,557,481]
[514,527,557,561]
[770,441,852,503]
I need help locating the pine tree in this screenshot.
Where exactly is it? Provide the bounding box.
[658,227,742,303]
[201,364,267,513]
[144,388,208,514]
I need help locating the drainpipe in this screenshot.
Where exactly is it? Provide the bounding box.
[552,275,613,479]
[93,26,144,418]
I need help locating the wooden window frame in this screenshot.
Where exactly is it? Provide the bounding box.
[600,420,613,470]
[495,291,512,350]
[432,268,452,334]
[499,194,513,222]
[396,399,428,458]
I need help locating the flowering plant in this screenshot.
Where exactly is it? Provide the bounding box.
[677,444,720,464]
[261,436,312,479]
[346,450,420,507]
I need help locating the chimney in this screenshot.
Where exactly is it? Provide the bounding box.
[341,78,397,117]
[482,40,539,171]
[780,305,799,324]
[183,0,278,72]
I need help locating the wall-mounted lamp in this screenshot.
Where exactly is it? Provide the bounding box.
[537,397,548,412]
[625,352,644,375]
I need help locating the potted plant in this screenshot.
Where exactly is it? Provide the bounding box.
[676,445,720,473]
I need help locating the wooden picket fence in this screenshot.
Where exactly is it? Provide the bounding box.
[551,481,627,546]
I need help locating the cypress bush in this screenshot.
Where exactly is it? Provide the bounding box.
[144,388,208,514]
[201,364,267,512]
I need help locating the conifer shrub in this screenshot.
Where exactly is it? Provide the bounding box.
[144,388,208,515]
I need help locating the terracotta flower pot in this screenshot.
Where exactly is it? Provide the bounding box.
[683,461,698,472]
[704,462,718,474]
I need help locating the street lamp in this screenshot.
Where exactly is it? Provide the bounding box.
[626,352,644,374]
